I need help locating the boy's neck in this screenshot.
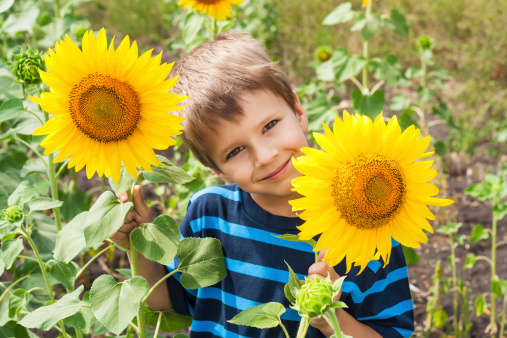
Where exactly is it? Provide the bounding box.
[249,191,301,218]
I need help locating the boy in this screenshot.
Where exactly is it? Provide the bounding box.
[112,32,414,337]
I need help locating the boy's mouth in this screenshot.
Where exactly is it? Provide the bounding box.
[261,159,290,181]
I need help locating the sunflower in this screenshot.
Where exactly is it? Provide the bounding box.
[178,0,243,21]
[31,29,187,183]
[290,111,453,274]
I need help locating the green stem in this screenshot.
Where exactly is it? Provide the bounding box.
[450,240,458,335]
[500,292,507,338]
[153,311,163,338]
[213,18,218,36]
[41,110,62,231]
[296,316,310,338]
[100,176,105,192]
[325,308,343,338]
[497,240,507,248]
[53,0,61,18]
[14,136,48,168]
[55,159,70,179]
[18,255,40,263]
[75,330,83,338]
[361,1,372,92]
[75,244,114,279]
[22,228,69,338]
[142,269,179,303]
[420,57,427,134]
[490,214,498,332]
[71,168,78,191]
[279,321,290,338]
[0,275,30,305]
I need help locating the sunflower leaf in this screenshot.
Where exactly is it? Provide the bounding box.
[228,302,286,329]
[2,237,23,269]
[18,285,84,330]
[108,166,137,196]
[130,214,180,265]
[8,288,29,319]
[133,306,193,333]
[54,212,87,263]
[28,197,63,212]
[90,275,149,335]
[351,89,385,120]
[63,291,97,334]
[0,98,24,123]
[48,261,79,291]
[322,2,354,25]
[142,155,194,184]
[274,234,316,248]
[284,261,303,304]
[83,191,133,247]
[177,237,226,289]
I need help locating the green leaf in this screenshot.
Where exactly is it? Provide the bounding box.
[322,2,354,25]
[0,251,4,275]
[383,8,409,36]
[0,69,23,101]
[433,309,447,328]
[0,321,39,337]
[37,179,50,195]
[131,214,180,265]
[90,275,149,335]
[142,155,194,184]
[31,213,57,254]
[389,93,412,111]
[401,245,420,265]
[49,261,79,291]
[18,286,84,330]
[228,302,286,329]
[177,237,227,289]
[2,237,23,269]
[28,197,63,212]
[492,278,503,299]
[183,13,205,45]
[116,268,133,279]
[284,261,303,304]
[9,288,29,318]
[174,335,190,338]
[108,166,137,196]
[63,291,97,334]
[83,191,133,247]
[0,98,24,123]
[0,0,15,13]
[361,13,381,41]
[369,55,404,87]
[1,7,40,36]
[59,189,89,222]
[351,90,385,120]
[469,224,489,243]
[54,212,87,263]
[8,180,39,206]
[274,234,316,248]
[20,158,46,178]
[398,108,419,131]
[475,295,487,316]
[141,306,193,333]
[464,253,477,269]
[317,48,366,84]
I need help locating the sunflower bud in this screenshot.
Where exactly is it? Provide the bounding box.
[294,275,342,318]
[10,47,45,86]
[1,205,24,223]
[416,35,435,52]
[314,46,332,63]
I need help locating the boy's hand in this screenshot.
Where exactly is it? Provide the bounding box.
[110,185,152,249]
[307,250,342,332]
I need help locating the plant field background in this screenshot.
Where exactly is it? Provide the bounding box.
[1,0,506,337]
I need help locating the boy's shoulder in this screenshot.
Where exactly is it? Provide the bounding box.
[189,184,242,206]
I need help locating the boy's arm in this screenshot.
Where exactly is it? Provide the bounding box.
[307,253,382,338]
[111,185,172,310]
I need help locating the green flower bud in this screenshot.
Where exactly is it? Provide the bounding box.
[314,46,333,63]
[2,205,24,223]
[73,26,88,38]
[10,47,45,86]
[415,35,435,52]
[294,275,341,318]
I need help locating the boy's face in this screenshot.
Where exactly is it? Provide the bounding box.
[208,89,309,201]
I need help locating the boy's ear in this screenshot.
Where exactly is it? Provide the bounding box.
[210,167,233,183]
[293,91,309,133]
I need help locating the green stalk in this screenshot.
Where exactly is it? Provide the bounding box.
[490,214,498,333]
[296,316,310,338]
[153,311,163,338]
[71,168,78,191]
[75,244,114,279]
[279,321,290,338]
[53,0,61,18]
[325,308,343,338]
[420,56,428,134]
[100,176,106,192]
[0,275,30,304]
[500,291,507,338]
[14,136,48,168]
[361,1,372,93]
[22,227,69,338]
[142,269,179,303]
[450,237,458,335]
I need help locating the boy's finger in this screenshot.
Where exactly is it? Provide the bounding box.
[132,185,151,218]
[317,250,327,262]
[308,261,329,277]
[117,191,128,203]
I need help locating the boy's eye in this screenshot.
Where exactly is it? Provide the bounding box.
[263,120,278,132]
[227,146,244,159]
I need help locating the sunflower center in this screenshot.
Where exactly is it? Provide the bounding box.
[69,73,141,143]
[332,153,406,229]
[195,0,222,4]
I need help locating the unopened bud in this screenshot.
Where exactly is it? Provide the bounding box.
[294,275,342,318]
[314,46,332,63]
[10,47,45,86]
[2,205,23,223]
[416,35,435,52]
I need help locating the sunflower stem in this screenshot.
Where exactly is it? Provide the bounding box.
[450,236,458,335]
[296,316,310,338]
[42,110,63,232]
[490,214,498,334]
[325,308,343,338]
[361,1,372,93]
[21,226,69,338]
[53,0,61,18]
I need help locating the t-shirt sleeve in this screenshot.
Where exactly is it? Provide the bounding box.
[165,198,201,316]
[338,241,415,338]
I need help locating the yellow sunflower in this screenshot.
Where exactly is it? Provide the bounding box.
[31,29,187,183]
[178,0,243,21]
[290,111,453,274]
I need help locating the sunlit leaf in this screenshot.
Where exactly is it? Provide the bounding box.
[108,166,137,196]
[0,98,24,123]
[228,302,286,329]
[463,253,476,269]
[8,288,29,318]
[322,2,354,25]
[49,261,79,291]
[8,180,38,206]
[28,197,63,212]
[63,291,97,334]
[351,90,385,119]
[142,155,194,185]
[383,8,409,36]
[469,224,489,243]
[54,212,87,263]
[2,237,23,269]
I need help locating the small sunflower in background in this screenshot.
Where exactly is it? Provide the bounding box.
[314,46,333,64]
[31,29,187,183]
[290,111,453,274]
[178,0,243,21]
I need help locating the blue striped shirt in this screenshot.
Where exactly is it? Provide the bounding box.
[167,185,414,337]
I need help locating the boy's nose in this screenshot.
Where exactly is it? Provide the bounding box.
[253,141,278,167]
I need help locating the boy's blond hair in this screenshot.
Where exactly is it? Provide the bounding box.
[173,31,295,171]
